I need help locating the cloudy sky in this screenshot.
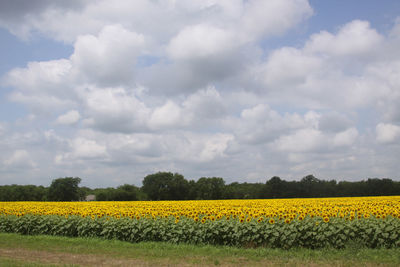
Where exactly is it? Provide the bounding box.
[1,0,400,187]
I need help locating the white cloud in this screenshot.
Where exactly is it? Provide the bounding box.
[4,149,36,169]
[225,104,304,145]
[182,86,226,124]
[198,133,234,162]
[167,24,236,61]
[55,137,108,164]
[2,2,400,186]
[81,86,150,133]
[106,133,165,161]
[149,100,184,130]
[4,59,74,112]
[333,128,358,147]
[0,122,6,136]
[0,0,312,44]
[240,0,313,41]
[56,110,81,125]
[262,47,322,89]
[250,19,392,111]
[0,0,85,40]
[319,112,353,133]
[366,61,400,124]
[389,17,400,39]
[5,59,71,90]
[376,123,400,144]
[71,138,108,159]
[305,20,383,56]
[164,132,234,163]
[71,24,145,86]
[274,128,325,153]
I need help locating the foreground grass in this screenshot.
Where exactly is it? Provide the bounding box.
[0,233,399,266]
[0,257,63,267]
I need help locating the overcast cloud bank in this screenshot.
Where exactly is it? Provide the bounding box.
[0,0,399,187]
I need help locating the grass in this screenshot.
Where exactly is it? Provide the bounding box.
[0,257,66,267]
[0,233,399,266]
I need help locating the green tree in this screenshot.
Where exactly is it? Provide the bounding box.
[78,186,93,201]
[264,176,285,198]
[48,177,82,201]
[186,180,198,200]
[142,172,189,200]
[299,174,321,197]
[94,188,111,201]
[114,184,140,201]
[195,177,225,200]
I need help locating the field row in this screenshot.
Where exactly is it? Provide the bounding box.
[1,196,399,221]
[0,196,399,248]
[0,214,399,249]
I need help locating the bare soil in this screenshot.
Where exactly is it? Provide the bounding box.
[0,247,390,267]
[1,248,157,267]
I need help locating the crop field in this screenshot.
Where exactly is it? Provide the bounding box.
[1,196,399,249]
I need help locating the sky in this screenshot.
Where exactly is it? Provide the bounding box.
[1,0,400,188]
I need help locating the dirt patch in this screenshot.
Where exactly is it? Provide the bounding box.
[0,248,156,267]
[0,247,258,267]
[0,247,279,267]
[0,247,388,267]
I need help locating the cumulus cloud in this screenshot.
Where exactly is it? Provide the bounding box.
[0,0,85,40]
[182,86,226,124]
[376,123,400,144]
[4,149,36,169]
[80,85,228,133]
[224,104,306,145]
[367,61,400,124]
[55,137,108,165]
[261,47,322,90]
[250,19,393,111]
[163,132,234,164]
[2,1,400,186]
[56,110,80,125]
[240,0,313,41]
[319,112,353,133]
[149,100,184,130]
[0,0,312,43]
[70,138,108,159]
[167,24,236,61]
[333,128,359,147]
[305,20,383,56]
[0,122,6,136]
[81,86,150,133]
[274,128,325,153]
[70,24,145,86]
[5,59,71,90]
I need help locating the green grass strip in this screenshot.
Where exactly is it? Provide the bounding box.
[0,233,400,266]
[0,256,71,267]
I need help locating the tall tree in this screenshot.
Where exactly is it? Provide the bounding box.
[299,174,321,197]
[195,177,225,200]
[142,172,189,200]
[114,184,140,201]
[264,176,285,198]
[48,177,82,201]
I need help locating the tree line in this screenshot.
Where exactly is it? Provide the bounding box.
[0,173,399,201]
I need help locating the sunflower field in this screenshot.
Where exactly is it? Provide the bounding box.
[1,196,399,249]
